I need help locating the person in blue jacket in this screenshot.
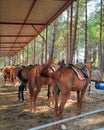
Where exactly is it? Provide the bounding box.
[18,82,26,102]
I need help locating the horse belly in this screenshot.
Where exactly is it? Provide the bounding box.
[71,79,86,91]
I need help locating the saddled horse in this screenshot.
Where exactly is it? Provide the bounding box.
[40,60,94,126]
[3,65,15,85]
[27,61,62,113]
[17,64,38,89]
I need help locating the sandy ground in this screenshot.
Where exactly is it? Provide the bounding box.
[0,72,104,130]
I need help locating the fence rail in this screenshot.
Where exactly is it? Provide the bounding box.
[28,108,104,130]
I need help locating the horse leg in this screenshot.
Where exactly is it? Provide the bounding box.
[24,83,27,91]
[30,96,34,112]
[4,75,6,85]
[54,93,59,121]
[58,94,69,120]
[10,74,13,86]
[76,90,81,115]
[77,86,87,115]
[54,94,69,129]
[51,90,56,107]
[47,84,55,107]
[47,85,51,105]
[31,88,41,113]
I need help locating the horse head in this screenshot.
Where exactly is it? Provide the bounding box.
[40,59,65,78]
[84,61,94,77]
[57,59,66,68]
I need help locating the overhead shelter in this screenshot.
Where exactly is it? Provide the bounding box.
[0,0,75,57]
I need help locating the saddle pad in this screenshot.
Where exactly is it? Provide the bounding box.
[71,66,85,80]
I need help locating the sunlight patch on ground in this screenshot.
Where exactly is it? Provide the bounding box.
[23,106,51,113]
[0,105,9,110]
[23,108,30,112]
[0,91,17,95]
[38,106,51,113]
[0,103,23,110]
[78,115,104,128]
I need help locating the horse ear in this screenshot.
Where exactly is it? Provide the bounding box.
[91,58,96,64]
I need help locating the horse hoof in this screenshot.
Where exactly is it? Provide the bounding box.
[61,124,67,130]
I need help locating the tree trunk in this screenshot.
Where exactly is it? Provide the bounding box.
[69,4,73,64]
[33,39,36,65]
[49,20,57,60]
[66,8,70,64]
[84,0,88,63]
[73,0,79,63]
[40,39,44,64]
[99,0,103,71]
[26,45,28,65]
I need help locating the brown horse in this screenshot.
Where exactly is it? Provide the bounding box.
[3,65,14,85]
[9,65,25,86]
[28,62,61,113]
[40,61,93,123]
[17,64,38,90]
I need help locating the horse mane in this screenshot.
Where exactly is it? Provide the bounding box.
[40,64,50,77]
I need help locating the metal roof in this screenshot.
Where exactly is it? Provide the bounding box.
[0,0,75,57]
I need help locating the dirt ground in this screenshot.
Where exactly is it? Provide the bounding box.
[0,71,104,130]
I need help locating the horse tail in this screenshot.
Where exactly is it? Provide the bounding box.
[28,76,34,97]
[28,69,37,97]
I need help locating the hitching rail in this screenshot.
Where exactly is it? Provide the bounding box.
[28,108,104,130]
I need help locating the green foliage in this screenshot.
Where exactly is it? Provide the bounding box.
[0,58,3,68]
[10,0,103,65]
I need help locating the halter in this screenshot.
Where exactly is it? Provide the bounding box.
[49,66,56,72]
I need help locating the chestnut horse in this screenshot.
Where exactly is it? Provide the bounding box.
[3,65,14,85]
[9,65,25,86]
[17,64,38,89]
[40,61,93,123]
[28,62,62,113]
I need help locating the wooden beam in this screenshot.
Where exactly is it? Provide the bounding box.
[0,22,46,25]
[0,35,36,37]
